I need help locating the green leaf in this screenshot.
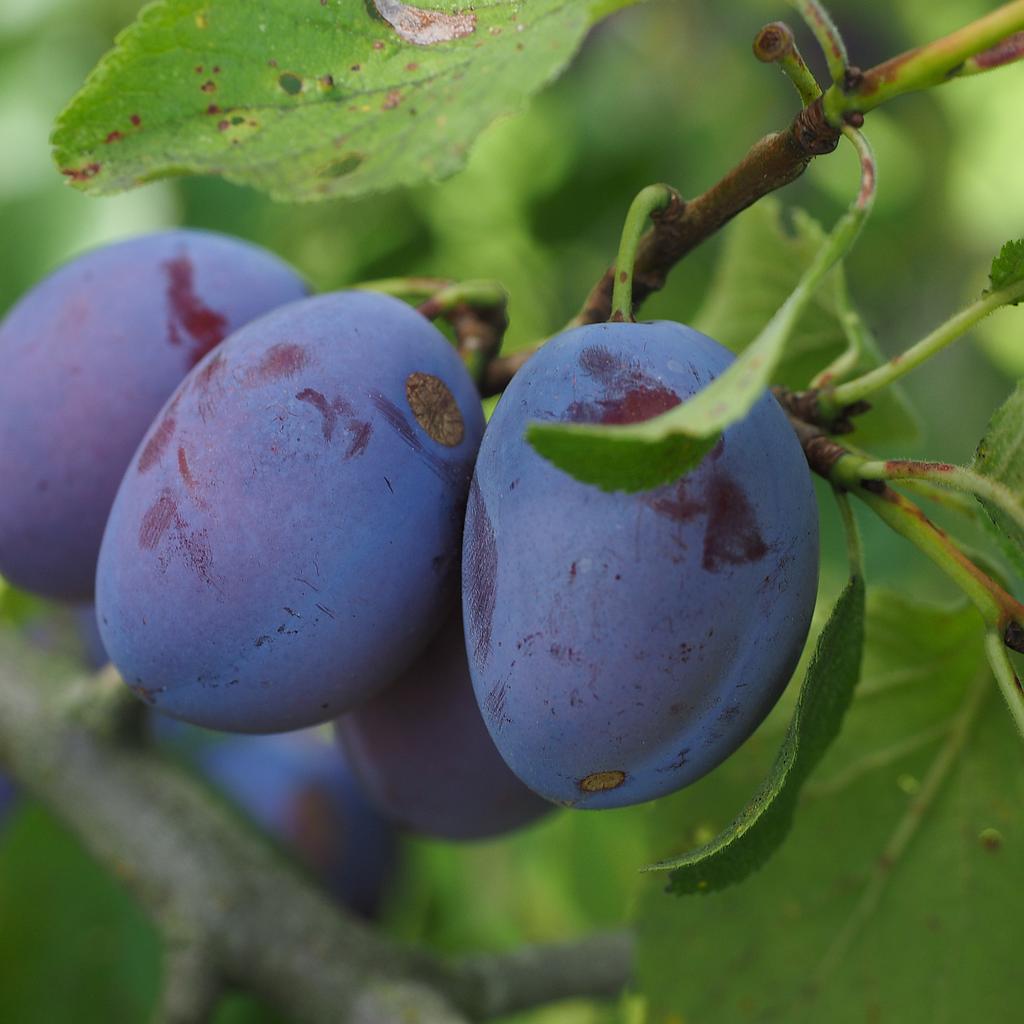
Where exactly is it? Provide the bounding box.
[526,199,915,493]
[525,422,719,493]
[971,380,1024,577]
[646,572,865,893]
[637,590,1018,1024]
[52,0,638,202]
[988,238,1024,300]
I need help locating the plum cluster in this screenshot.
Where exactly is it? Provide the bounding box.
[0,230,819,843]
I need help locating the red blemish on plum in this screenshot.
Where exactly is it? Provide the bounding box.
[139,491,178,549]
[296,388,351,441]
[465,477,498,665]
[138,413,176,472]
[164,254,229,366]
[104,131,123,144]
[248,342,309,383]
[346,420,373,458]
[702,475,768,571]
[207,104,221,114]
[201,80,217,93]
[567,345,681,425]
[643,479,703,523]
[62,163,101,182]
[130,114,142,126]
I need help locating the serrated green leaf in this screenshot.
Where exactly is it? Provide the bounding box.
[988,238,1024,300]
[637,590,1017,1024]
[52,0,639,202]
[972,380,1024,577]
[646,572,865,893]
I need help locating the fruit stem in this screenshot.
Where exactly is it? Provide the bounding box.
[609,185,678,323]
[984,631,1024,739]
[787,0,848,84]
[793,429,1024,658]
[858,460,1024,539]
[821,1,1024,126]
[355,276,454,301]
[819,279,1024,414]
[808,268,865,388]
[753,22,823,106]
[832,487,863,577]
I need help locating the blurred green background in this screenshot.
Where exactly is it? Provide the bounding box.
[1,0,1022,1021]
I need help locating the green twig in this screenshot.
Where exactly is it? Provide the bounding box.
[822,0,1024,125]
[808,268,865,388]
[833,486,863,577]
[753,22,822,106]
[858,460,1024,539]
[609,185,678,322]
[787,0,848,84]
[355,277,454,301]
[821,278,1024,413]
[984,631,1024,739]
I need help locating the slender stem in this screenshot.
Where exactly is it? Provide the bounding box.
[753,22,822,106]
[858,460,1024,539]
[609,185,677,322]
[809,269,863,388]
[984,631,1024,739]
[787,0,848,83]
[822,0,1024,124]
[823,279,1024,411]
[832,486,863,576]
[416,280,508,320]
[355,277,454,301]
[825,458,1024,635]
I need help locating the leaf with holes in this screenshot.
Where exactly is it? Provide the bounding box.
[636,590,1020,1024]
[52,0,640,202]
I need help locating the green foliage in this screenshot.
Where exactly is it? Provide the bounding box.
[525,422,718,492]
[988,238,1024,301]
[637,590,1022,1024]
[525,198,917,493]
[647,572,865,894]
[0,806,159,1022]
[971,380,1024,578]
[51,0,638,202]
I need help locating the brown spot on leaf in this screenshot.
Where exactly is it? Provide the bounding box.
[62,163,101,182]
[372,0,476,44]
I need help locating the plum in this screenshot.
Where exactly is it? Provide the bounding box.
[336,612,553,840]
[97,291,485,732]
[463,321,819,809]
[0,230,308,600]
